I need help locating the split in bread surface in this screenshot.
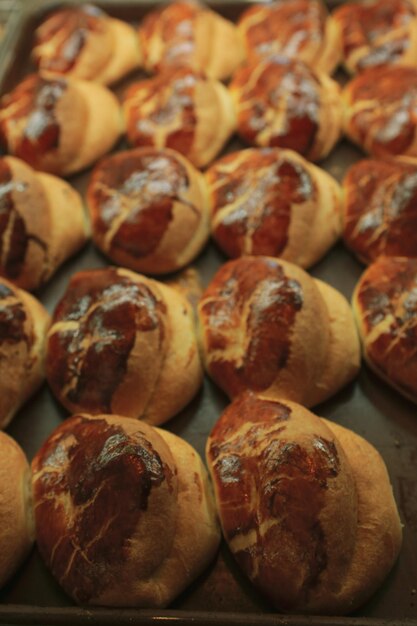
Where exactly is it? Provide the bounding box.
[45,266,203,426]
[0,156,89,291]
[333,0,417,75]
[0,278,50,430]
[197,256,360,407]
[138,0,244,80]
[205,147,342,267]
[352,255,417,403]
[0,432,34,589]
[32,4,142,85]
[87,147,210,275]
[237,0,342,74]
[0,73,123,176]
[206,393,402,615]
[122,68,236,168]
[229,56,343,162]
[31,413,220,607]
[342,156,417,264]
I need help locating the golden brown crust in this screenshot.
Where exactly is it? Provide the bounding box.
[238,0,342,74]
[197,256,359,407]
[333,0,417,75]
[0,156,88,290]
[45,267,203,425]
[139,1,244,80]
[32,414,220,607]
[352,256,417,403]
[0,74,122,176]
[229,57,342,162]
[87,148,210,274]
[343,157,417,264]
[0,432,34,588]
[206,394,402,614]
[32,5,141,85]
[0,278,50,429]
[343,66,417,158]
[205,147,342,267]
[122,68,236,168]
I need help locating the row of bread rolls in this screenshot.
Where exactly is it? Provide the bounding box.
[0,252,409,612]
[2,148,417,294]
[31,0,417,84]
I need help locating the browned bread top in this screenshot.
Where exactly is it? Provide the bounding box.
[353,256,417,402]
[333,0,417,74]
[343,157,417,264]
[32,413,220,607]
[238,0,341,74]
[46,267,202,425]
[229,57,342,162]
[206,394,402,614]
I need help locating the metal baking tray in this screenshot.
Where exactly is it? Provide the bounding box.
[0,1,416,625]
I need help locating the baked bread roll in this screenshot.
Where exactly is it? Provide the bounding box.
[32,5,141,85]
[139,1,244,81]
[46,267,203,425]
[229,57,343,162]
[0,73,122,176]
[122,68,236,168]
[343,157,417,264]
[333,0,417,75]
[87,147,210,274]
[197,256,360,407]
[205,147,342,267]
[0,432,34,589]
[206,393,402,615]
[0,278,50,429]
[353,256,417,403]
[0,156,89,291]
[343,66,417,158]
[32,413,220,606]
[238,0,342,74]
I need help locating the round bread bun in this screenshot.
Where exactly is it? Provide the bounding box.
[0,156,89,291]
[229,56,343,162]
[0,73,122,176]
[352,256,417,403]
[333,0,417,75]
[197,256,360,407]
[343,157,417,264]
[32,413,220,607]
[87,148,210,275]
[0,432,34,589]
[32,5,141,85]
[122,68,236,169]
[46,266,203,425]
[343,65,417,159]
[139,1,244,81]
[0,278,50,430]
[206,393,402,615]
[205,147,342,267]
[237,0,342,74]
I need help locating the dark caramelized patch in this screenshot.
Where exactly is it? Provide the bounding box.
[0,74,66,167]
[344,158,417,262]
[89,148,196,257]
[231,58,320,158]
[0,282,27,344]
[34,5,108,73]
[207,395,340,608]
[124,69,198,156]
[240,0,326,60]
[199,257,303,397]
[46,268,166,412]
[348,66,417,156]
[207,149,316,257]
[32,415,172,603]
